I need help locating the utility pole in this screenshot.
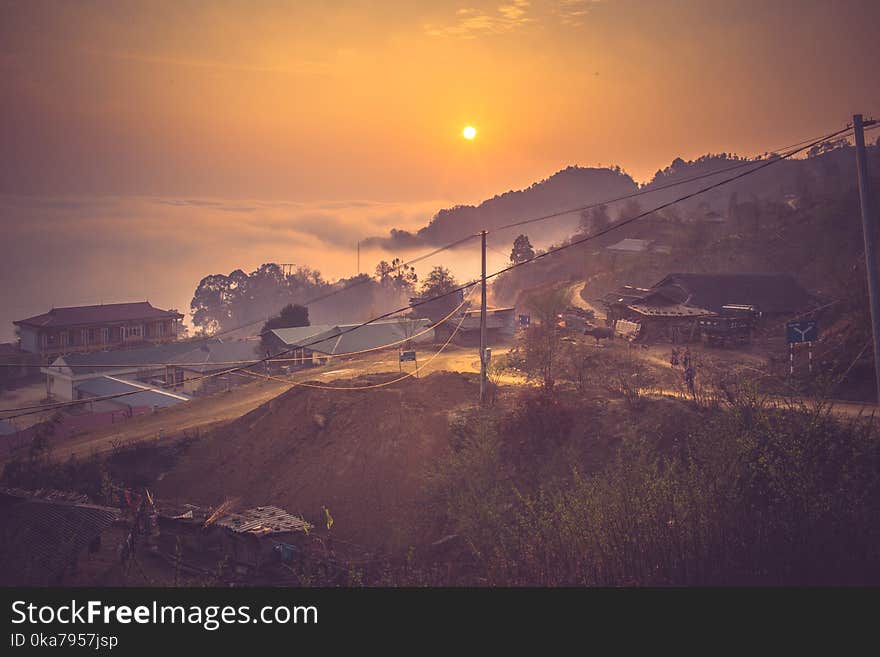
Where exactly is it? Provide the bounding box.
[853,113,880,405]
[480,230,488,405]
[357,241,360,276]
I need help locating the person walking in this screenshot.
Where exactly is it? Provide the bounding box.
[684,364,696,398]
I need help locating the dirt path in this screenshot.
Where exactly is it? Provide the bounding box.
[568,282,606,321]
[10,378,293,462]
[7,340,515,463]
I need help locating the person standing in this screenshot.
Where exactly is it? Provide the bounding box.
[684,364,696,398]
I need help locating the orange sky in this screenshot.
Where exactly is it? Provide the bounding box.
[2,0,879,203]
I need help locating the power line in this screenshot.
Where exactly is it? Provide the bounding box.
[0,123,856,419]
[481,125,851,284]
[236,286,478,391]
[0,288,478,418]
[195,233,479,342]
[489,125,859,235]
[182,125,865,342]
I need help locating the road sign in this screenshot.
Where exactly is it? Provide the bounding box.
[399,350,416,362]
[518,314,530,327]
[786,320,818,344]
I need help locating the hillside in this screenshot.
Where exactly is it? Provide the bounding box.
[365,166,639,249]
[155,372,479,550]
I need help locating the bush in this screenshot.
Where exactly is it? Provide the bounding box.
[500,389,575,469]
[421,393,880,585]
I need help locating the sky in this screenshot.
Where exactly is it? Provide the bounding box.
[1,0,879,338]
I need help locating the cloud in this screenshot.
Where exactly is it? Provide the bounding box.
[0,194,452,341]
[555,0,605,27]
[79,47,331,77]
[425,1,533,38]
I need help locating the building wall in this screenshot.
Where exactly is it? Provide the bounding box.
[18,327,39,353]
[19,319,177,358]
[47,373,75,401]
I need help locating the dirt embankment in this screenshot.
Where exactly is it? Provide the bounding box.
[156,371,478,550]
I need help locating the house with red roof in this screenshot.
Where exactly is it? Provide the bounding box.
[13,302,183,361]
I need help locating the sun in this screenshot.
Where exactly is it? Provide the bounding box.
[462,125,477,140]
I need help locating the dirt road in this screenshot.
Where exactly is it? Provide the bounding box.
[5,340,512,463]
[37,378,294,461]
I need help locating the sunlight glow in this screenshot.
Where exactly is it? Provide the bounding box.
[463,125,477,140]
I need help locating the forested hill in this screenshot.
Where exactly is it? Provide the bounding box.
[366,135,879,251]
[364,166,639,248]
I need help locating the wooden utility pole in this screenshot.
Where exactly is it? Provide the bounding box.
[480,230,488,405]
[853,113,880,405]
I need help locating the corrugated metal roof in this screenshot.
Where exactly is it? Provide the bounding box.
[269,325,336,347]
[627,302,714,318]
[75,376,190,408]
[54,340,202,375]
[215,505,312,535]
[653,273,813,314]
[0,491,121,586]
[172,340,263,373]
[307,319,432,356]
[15,302,182,329]
[606,238,651,253]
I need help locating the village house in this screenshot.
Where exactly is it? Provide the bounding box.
[14,302,183,362]
[153,501,318,583]
[432,306,517,346]
[266,318,433,365]
[42,338,262,401]
[601,272,814,343]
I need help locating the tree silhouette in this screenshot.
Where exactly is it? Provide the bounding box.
[510,234,536,264]
[420,266,459,298]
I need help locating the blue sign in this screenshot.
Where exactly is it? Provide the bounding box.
[786,320,818,344]
[518,314,531,327]
[399,350,417,362]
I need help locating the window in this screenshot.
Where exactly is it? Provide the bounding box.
[60,331,69,347]
[81,329,89,345]
[101,327,110,343]
[127,325,142,338]
[157,322,165,337]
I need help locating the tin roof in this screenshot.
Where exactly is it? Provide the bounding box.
[653,273,813,314]
[50,340,201,375]
[215,505,312,536]
[269,325,336,347]
[0,489,121,586]
[627,302,715,318]
[273,319,431,356]
[606,238,651,253]
[172,340,263,374]
[75,376,190,408]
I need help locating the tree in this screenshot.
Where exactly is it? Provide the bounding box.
[510,234,536,264]
[618,199,643,222]
[260,304,310,351]
[376,257,418,291]
[420,266,459,298]
[190,273,234,333]
[578,204,611,235]
[507,286,573,389]
[265,303,310,330]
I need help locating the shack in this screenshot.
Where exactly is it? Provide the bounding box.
[601,272,813,344]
